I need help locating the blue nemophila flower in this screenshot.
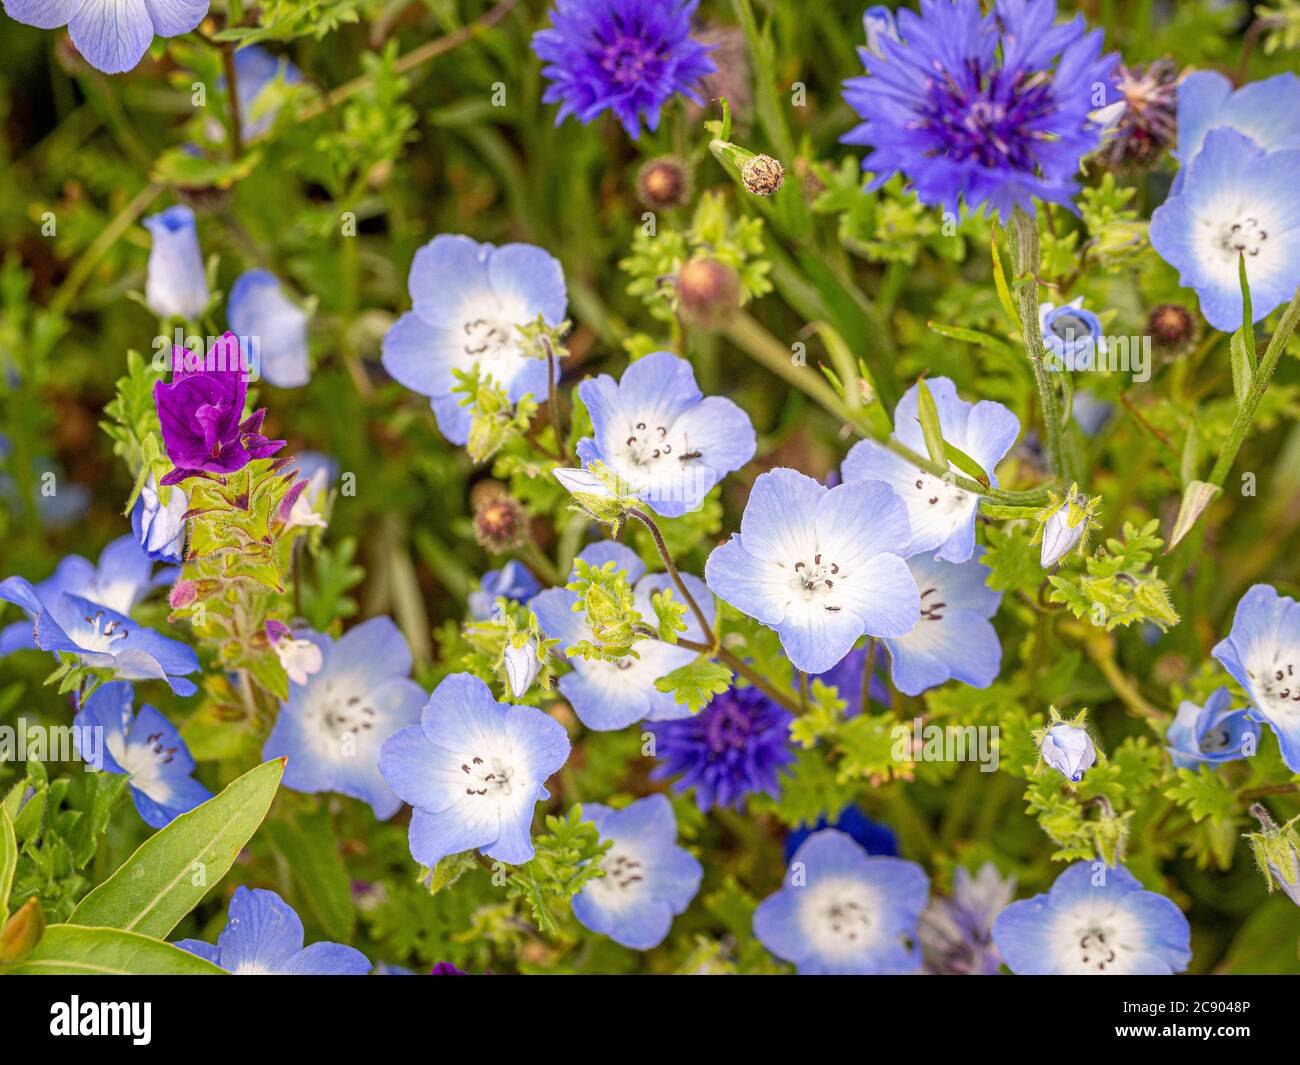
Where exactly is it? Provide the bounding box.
[176,887,371,975]
[919,862,1015,975]
[842,378,1019,563]
[841,0,1119,218]
[649,685,794,811]
[228,270,311,388]
[784,806,898,864]
[74,681,211,828]
[227,46,303,140]
[706,469,919,674]
[262,617,426,820]
[571,795,703,950]
[379,673,571,865]
[469,561,542,621]
[753,830,929,975]
[1,538,196,695]
[3,0,208,75]
[1173,71,1300,187]
[1150,129,1300,333]
[1039,297,1107,371]
[992,861,1191,974]
[531,0,716,139]
[1166,687,1260,770]
[881,549,1003,696]
[1039,722,1096,782]
[576,351,756,518]
[1,534,171,657]
[131,474,187,564]
[532,542,713,730]
[381,235,567,446]
[1212,584,1300,772]
[143,205,209,321]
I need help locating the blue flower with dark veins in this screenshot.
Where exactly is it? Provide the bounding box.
[992,861,1191,974]
[176,887,371,975]
[842,0,1119,218]
[532,0,716,139]
[1212,584,1300,773]
[532,542,714,730]
[754,830,929,975]
[706,468,920,674]
[74,681,211,828]
[576,351,756,518]
[571,795,702,950]
[648,684,794,812]
[263,617,426,819]
[1165,687,1260,770]
[842,377,1020,563]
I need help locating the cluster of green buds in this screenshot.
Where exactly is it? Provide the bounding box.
[454,366,540,465]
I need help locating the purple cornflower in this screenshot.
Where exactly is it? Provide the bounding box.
[918,862,1016,975]
[648,685,794,811]
[153,332,284,485]
[842,0,1119,218]
[532,0,716,139]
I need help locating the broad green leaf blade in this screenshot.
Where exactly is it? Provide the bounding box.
[914,377,948,466]
[69,758,284,938]
[7,924,226,975]
[263,809,356,942]
[0,806,15,927]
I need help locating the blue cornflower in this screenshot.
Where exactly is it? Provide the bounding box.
[1212,584,1300,773]
[1165,688,1260,770]
[3,0,208,75]
[1039,297,1107,371]
[648,684,793,812]
[262,617,425,820]
[706,468,919,674]
[753,830,929,975]
[571,795,702,950]
[176,887,371,975]
[842,378,1020,563]
[1039,722,1097,783]
[1173,71,1300,190]
[576,351,756,518]
[531,542,714,731]
[919,862,1015,975]
[228,270,311,388]
[1150,129,1300,333]
[784,806,898,864]
[379,673,571,866]
[143,206,209,321]
[992,861,1191,974]
[882,548,1003,696]
[842,0,1119,218]
[381,235,567,446]
[468,561,542,621]
[131,474,187,564]
[1,537,195,695]
[73,681,211,828]
[532,0,716,139]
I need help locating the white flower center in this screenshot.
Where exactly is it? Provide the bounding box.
[918,585,947,621]
[1219,216,1268,258]
[586,843,649,910]
[109,730,175,800]
[76,609,131,652]
[459,755,516,799]
[309,679,378,745]
[909,474,969,515]
[787,551,843,603]
[1246,645,1300,716]
[1050,899,1145,974]
[800,877,883,960]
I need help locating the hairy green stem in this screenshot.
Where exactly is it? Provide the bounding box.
[1010,208,1081,485]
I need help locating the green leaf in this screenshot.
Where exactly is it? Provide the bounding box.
[654,659,733,714]
[914,377,947,466]
[1239,253,1257,371]
[6,924,226,975]
[1230,327,1253,406]
[990,223,1020,329]
[69,759,284,938]
[942,441,991,489]
[263,809,355,941]
[0,806,15,927]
